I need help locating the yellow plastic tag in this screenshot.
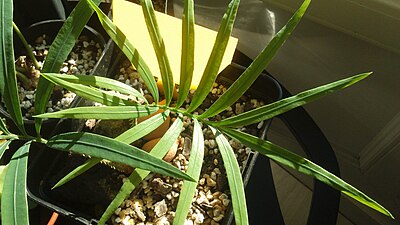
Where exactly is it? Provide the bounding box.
[112,0,238,89]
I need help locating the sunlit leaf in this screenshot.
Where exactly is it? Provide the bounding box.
[0,0,25,135]
[211,126,248,225]
[186,0,240,113]
[98,116,184,225]
[176,0,195,108]
[86,0,159,102]
[1,142,31,225]
[0,118,10,135]
[42,73,147,103]
[40,73,139,106]
[210,73,371,127]
[47,132,193,181]
[173,118,204,225]
[139,0,174,105]
[35,105,158,120]
[0,140,11,160]
[199,0,311,119]
[35,0,102,135]
[52,110,170,189]
[220,127,394,218]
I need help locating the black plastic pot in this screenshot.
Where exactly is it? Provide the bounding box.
[27,39,283,224]
[0,20,108,138]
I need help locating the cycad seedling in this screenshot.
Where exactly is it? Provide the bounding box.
[0,0,394,224]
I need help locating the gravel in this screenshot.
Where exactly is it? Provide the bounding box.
[94,58,266,225]
[14,34,103,119]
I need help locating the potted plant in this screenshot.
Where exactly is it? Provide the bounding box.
[0,0,395,225]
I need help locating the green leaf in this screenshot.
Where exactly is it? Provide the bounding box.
[173,119,204,225]
[176,0,195,108]
[0,140,12,160]
[210,72,371,127]
[98,116,184,225]
[0,117,10,135]
[42,73,148,103]
[40,73,139,106]
[34,0,102,135]
[52,110,170,189]
[47,132,193,181]
[52,157,101,189]
[220,127,394,218]
[139,0,174,105]
[116,110,170,144]
[86,0,159,103]
[1,142,31,225]
[199,0,311,119]
[0,164,9,203]
[35,105,158,120]
[186,0,240,113]
[210,126,248,225]
[0,0,25,135]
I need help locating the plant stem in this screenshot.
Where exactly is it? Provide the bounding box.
[12,21,41,69]
[16,71,32,89]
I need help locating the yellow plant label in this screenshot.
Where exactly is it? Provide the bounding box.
[112,0,238,89]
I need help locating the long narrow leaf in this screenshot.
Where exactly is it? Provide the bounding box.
[186,0,240,113]
[52,157,101,189]
[173,119,204,225]
[0,0,25,135]
[210,72,371,127]
[1,142,31,225]
[41,73,139,106]
[116,110,170,144]
[176,0,195,108]
[43,73,147,103]
[34,0,102,135]
[0,118,10,135]
[47,132,192,181]
[35,105,158,120]
[52,110,170,189]
[220,127,394,218]
[199,0,311,119]
[140,0,174,105]
[86,0,159,103]
[98,116,184,225]
[210,126,248,225]
[0,140,12,159]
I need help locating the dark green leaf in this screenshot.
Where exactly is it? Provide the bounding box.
[211,126,248,225]
[34,0,102,135]
[186,0,240,113]
[47,132,193,181]
[0,140,12,160]
[42,73,147,103]
[199,0,311,119]
[210,73,371,127]
[98,116,184,225]
[176,0,195,108]
[52,110,171,189]
[35,105,158,120]
[86,0,159,103]
[140,0,174,105]
[173,119,204,225]
[220,127,394,218]
[0,0,25,135]
[52,157,101,189]
[1,142,31,225]
[40,73,139,106]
